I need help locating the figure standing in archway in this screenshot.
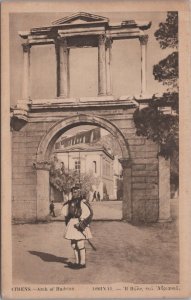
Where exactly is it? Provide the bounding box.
[62,186,93,269]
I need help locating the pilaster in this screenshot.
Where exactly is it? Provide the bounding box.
[139,35,148,96]
[119,158,132,221]
[22,43,31,101]
[98,34,107,96]
[59,38,69,98]
[105,37,113,96]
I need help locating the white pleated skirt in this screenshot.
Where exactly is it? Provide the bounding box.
[64,218,92,240]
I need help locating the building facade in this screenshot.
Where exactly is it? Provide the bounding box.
[11,12,171,223]
[54,143,117,200]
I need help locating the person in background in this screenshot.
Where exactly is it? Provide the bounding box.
[49,200,56,217]
[92,191,97,202]
[62,186,93,269]
[97,191,101,202]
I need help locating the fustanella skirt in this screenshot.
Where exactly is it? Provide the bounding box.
[64,218,92,240]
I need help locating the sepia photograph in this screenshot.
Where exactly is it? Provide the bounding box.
[1,0,191,298]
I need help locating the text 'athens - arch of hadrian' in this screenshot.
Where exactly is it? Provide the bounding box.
[11,12,171,223]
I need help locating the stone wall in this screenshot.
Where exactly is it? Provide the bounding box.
[110,110,159,223]
[12,121,54,221]
[11,106,162,223]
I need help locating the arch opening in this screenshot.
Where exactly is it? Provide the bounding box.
[36,114,132,221]
[37,114,130,163]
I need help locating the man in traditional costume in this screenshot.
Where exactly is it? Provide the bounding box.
[62,186,93,269]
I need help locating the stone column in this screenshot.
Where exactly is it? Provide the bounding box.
[55,42,60,97]
[35,161,51,221]
[59,39,69,98]
[98,34,107,95]
[158,156,171,221]
[139,35,148,95]
[67,48,70,98]
[105,37,112,95]
[119,158,132,221]
[22,43,31,100]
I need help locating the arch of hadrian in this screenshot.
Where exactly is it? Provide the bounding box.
[11,12,170,223]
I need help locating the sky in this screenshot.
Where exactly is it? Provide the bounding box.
[10,11,172,105]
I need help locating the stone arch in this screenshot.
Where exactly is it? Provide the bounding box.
[35,114,132,221]
[37,114,130,162]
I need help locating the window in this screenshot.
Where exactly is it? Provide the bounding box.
[75,160,81,171]
[93,161,97,173]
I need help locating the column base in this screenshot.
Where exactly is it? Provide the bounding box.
[158,217,172,223]
[58,94,69,99]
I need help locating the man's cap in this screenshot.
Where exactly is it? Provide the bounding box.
[71,184,81,192]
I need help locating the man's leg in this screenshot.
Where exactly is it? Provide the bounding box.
[71,240,79,264]
[77,240,86,267]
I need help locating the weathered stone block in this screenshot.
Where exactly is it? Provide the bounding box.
[132,170,158,177]
[123,128,137,134]
[12,200,36,220]
[26,123,51,131]
[12,132,26,137]
[26,141,40,148]
[145,200,159,222]
[145,139,158,147]
[132,164,146,171]
[26,131,45,137]
[132,190,158,200]
[12,153,27,161]
[13,187,36,198]
[132,183,147,190]
[12,142,26,148]
[132,176,147,183]
[146,164,158,171]
[146,177,158,183]
[12,166,33,173]
[13,176,36,185]
[127,138,145,145]
[132,199,145,223]
[12,136,26,142]
[12,159,26,167]
[132,158,158,165]
[131,151,157,159]
[13,172,36,181]
[145,144,159,152]
[113,119,135,129]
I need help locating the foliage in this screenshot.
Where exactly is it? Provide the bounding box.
[133,105,178,159]
[151,92,179,113]
[153,52,178,90]
[49,165,77,193]
[49,160,100,196]
[154,12,178,50]
[133,12,179,161]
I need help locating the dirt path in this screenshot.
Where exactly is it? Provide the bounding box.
[12,211,179,284]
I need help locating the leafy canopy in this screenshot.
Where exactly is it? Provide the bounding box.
[154,12,178,50]
[133,11,179,160]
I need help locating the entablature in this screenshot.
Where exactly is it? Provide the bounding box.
[18,12,151,47]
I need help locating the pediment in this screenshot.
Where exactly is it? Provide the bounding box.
[52,12,109,25]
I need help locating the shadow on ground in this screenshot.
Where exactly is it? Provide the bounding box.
[28,251,68,264]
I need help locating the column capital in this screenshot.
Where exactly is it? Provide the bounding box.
[139,35,148,46]
[119,158,132,169]
[98,34,106,45]
[33,161,51,171]
[22,43,31,53]
[57,37,68,47]
[105,36,113,49]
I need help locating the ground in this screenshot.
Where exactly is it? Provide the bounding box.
[12,199,179,285]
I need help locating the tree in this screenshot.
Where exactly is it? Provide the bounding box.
[49,159,100,198]
[153,12,178,93]
[133,12,179,190]
[154,12,178,50]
